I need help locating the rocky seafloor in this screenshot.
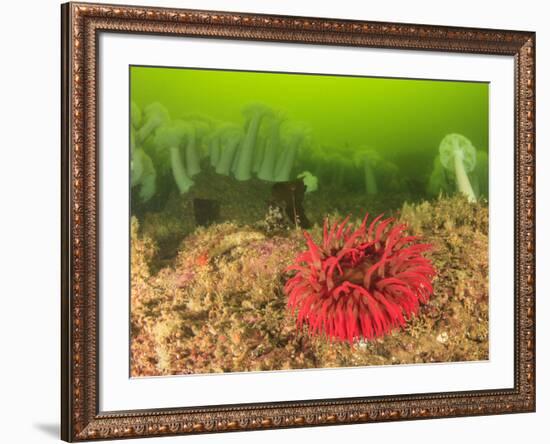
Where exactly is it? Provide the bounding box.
[130,178,489,377]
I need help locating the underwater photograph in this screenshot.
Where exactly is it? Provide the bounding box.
[129,65,489,377]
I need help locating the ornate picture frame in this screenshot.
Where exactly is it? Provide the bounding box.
[61,2,535,441]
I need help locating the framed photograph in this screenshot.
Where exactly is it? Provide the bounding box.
[61,2,536,441]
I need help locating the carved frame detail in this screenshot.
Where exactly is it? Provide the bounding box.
[61,2,536,441]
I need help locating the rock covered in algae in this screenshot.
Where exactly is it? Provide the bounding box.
[130,217,164,376]
[130,196,489,376]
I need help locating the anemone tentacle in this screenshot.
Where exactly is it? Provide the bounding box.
[284,213,436,344]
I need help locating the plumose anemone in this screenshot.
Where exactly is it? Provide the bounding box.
[233,103,272,181]
[154,120,195,194]
[354,147,381,195]
[137,102,170,144]
[274,122,310,182]
[284,214,436,344]
[131,148,156,202]
[439,133,477,203]
[257,112,285,182]
[297,171,318,193]
[213,124,244,176]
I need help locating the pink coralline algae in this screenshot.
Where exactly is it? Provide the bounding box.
[284,213,436,344]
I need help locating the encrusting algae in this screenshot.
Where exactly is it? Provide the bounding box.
[131,195,488,376]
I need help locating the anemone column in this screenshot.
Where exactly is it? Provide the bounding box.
[215,126,244,176]
[233,103,271,181]
[354,148,381,195]
[258,114,284,182]
[439,133,477,203]
[274,123,309,183]
[136,102,170,144]
[154,120,195,194]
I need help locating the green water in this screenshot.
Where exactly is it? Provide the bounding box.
[129,65,489,222]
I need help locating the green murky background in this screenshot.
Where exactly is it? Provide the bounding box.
[130,65,488,179]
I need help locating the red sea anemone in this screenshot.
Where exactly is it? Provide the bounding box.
[284,213,436,344]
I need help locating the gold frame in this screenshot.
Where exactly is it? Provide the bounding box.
[61,2,536,441]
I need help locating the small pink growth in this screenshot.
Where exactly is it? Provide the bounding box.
[195,252,209,267]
